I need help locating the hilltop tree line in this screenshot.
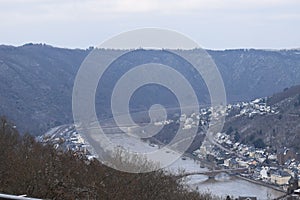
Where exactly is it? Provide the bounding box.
[0,117,216,200]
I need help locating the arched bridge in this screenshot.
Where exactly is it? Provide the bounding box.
[175,168,248,180]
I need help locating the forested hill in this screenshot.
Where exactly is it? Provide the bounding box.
[1,44,300,134]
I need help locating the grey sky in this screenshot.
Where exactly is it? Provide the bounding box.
[0,0,299,49]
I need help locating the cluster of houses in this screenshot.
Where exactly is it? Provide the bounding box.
[179,113,201,130]
[153,112,202,130]
[194,130,300,193]
[226,98,278,118]
[150,98,300,193]
[38,97,299,196]
[152,98,277,134]
[37,125,97,160]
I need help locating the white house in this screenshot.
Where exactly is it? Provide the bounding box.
[260,166,270,180]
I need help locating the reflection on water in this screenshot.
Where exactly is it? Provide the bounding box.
[185,174,208,185]
[186,175,284,199]
[215,172,231,181]
[168,156,284,199]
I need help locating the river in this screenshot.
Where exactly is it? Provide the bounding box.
[186,174,284,199]
[75,121,286,199]
[168,157,284,199]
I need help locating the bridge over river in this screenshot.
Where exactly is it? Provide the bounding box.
[175,168,248,180]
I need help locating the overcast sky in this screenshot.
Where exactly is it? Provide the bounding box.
[0,0,299,49]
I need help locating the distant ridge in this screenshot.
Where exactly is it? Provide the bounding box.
[1,44,300,134]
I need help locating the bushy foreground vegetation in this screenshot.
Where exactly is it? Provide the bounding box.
[0,117,217,200]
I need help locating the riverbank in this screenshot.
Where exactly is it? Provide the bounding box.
[194,176,284,199]
[237,174,286,194]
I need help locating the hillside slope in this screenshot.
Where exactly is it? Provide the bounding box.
[1,44,300,134]
[223,85,300,150]
[0,44,89,134]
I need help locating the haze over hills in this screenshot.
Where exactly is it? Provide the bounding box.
[1,43,300,135]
